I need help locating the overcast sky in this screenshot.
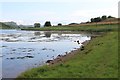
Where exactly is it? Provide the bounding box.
[0,0,119,25]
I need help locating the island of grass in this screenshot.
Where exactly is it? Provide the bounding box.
[17,23,118,78]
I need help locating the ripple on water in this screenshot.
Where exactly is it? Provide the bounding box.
[1,30,91,78]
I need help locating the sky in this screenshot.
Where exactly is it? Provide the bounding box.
[0,0,119,25]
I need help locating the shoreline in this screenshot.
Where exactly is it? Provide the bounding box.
[46,40,91,66]
[17,31,118,78]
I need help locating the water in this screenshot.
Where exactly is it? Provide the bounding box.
[0,29,91,78]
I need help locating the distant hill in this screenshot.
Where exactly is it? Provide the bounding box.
[0,21,34,29]
[93,18,118,25]
[101,18,118,22]
[69,18,118,26]
[0,22,15,29]
[18,25,34,28]
[69,23,79,25]
[3,21,19,28]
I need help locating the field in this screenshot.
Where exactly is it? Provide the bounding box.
[18,24,118,78]
[21,24,117,32]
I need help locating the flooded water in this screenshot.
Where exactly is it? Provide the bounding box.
[0,29,91,78]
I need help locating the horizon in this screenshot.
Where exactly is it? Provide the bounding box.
[0,0,119,25]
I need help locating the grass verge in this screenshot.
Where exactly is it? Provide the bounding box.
[21,24,118,32]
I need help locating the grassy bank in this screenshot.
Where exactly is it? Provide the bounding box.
[18,30,118,78]
[21,24,118,32]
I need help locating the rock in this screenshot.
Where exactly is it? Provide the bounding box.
[10,57,15,60]
[12,49,16,51]
[28,50,32,52]
[17,57,25,59]
[80,45,84,51]
[42,48,47,50]
[25,56,34,58]
[77,40,80,44]
[52,50,55,52]
[2,46,7,47]
[46,60,53,63]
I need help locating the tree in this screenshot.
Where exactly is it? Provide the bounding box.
[69,23,78,25]
[86,21,90,23]
[91,17,101,23]
[58,23,62,26]
[101,15,107,20]
[108,16,114,18]
[34,23,40,28]
[44,21,51,27]
[34,32,41,36]
[94,17,101,22]
[91,18,94,22]
[44,32,51,37]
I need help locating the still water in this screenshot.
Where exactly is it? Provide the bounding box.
[0,29,91,78]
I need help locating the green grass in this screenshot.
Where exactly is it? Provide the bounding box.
[21,24,118,32]
[18,31,118,78]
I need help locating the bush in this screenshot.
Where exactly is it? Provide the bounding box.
[34,23,40,28]
[101,15,107,21]
[58,23,62,26]
[44,21,51,27]
[90,15,115,23]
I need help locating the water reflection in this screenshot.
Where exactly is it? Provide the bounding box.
[1,30,91,78]
[44,32,51,37]
[34,32,41,36]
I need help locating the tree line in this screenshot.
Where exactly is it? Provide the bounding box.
[34,15,115,28]
[90,15,114,23]
[34,21,62,28]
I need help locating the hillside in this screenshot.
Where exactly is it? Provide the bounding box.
[0,22,15,29]
[4,21,18,27]
[68,18,118,27]
[101,18,118,22]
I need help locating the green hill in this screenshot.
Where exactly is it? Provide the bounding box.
[0,22,15,29]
